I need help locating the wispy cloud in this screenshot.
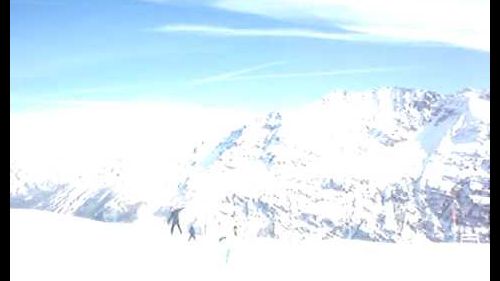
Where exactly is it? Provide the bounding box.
[194,66,410,84]
[213,0,489,52]
[225,67,408,81]
[193,61,286,84]
[154,24,397,44]
[69,84,138,95]
[146,0,488,51]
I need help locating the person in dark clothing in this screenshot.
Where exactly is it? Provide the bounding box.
[188,225,196,241]
[167,207,183,235]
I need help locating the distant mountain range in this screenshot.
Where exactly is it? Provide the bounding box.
[10,87,490,242]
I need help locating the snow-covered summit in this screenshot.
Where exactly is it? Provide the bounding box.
[171,87,489,242]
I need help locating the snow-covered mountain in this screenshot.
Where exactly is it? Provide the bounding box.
[10,87,490,243]
[10,164,143,222]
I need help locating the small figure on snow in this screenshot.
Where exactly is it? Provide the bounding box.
[167,207,184,235]
[188,225,196,241]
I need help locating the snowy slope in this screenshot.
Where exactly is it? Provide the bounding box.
[10,87,490,243]
[10,209,490,281]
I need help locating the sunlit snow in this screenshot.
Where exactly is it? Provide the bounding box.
[10,209,490,281]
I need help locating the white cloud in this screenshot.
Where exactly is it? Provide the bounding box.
[154,24,398,44]
[10,101,258,181]
[193,61,286,84]
[219,67,410,82]
[212,0,489,52]
[193,65,410,84]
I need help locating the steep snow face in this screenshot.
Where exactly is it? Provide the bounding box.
[11,88,489,243]
[419,90,490,242]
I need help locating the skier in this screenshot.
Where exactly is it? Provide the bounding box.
[188,219,198,241]
[167,207,183,235]
[188,225,196,241]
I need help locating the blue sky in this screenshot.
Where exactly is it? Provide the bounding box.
[11,0,490,112]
